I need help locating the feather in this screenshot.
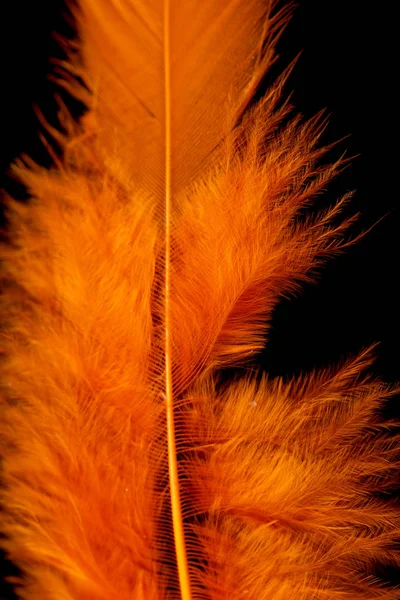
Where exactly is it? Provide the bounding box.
[1,1,399,599]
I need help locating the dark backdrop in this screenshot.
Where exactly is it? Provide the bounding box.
[1,1,398,596]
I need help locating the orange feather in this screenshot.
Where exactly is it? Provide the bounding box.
[1,1,399,599]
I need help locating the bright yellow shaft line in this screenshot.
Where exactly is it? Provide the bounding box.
[163,1,192,599]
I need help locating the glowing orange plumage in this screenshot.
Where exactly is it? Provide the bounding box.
[1,1,399,598]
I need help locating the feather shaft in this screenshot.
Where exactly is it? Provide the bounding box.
[163,0,192,597]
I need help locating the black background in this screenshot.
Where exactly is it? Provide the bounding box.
[1,0,399,595]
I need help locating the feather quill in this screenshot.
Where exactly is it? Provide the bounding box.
[1,1,399,599]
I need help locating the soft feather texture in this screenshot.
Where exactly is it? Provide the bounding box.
[1,1,399,599]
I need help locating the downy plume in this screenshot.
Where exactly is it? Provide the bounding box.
[1,1,399,599]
